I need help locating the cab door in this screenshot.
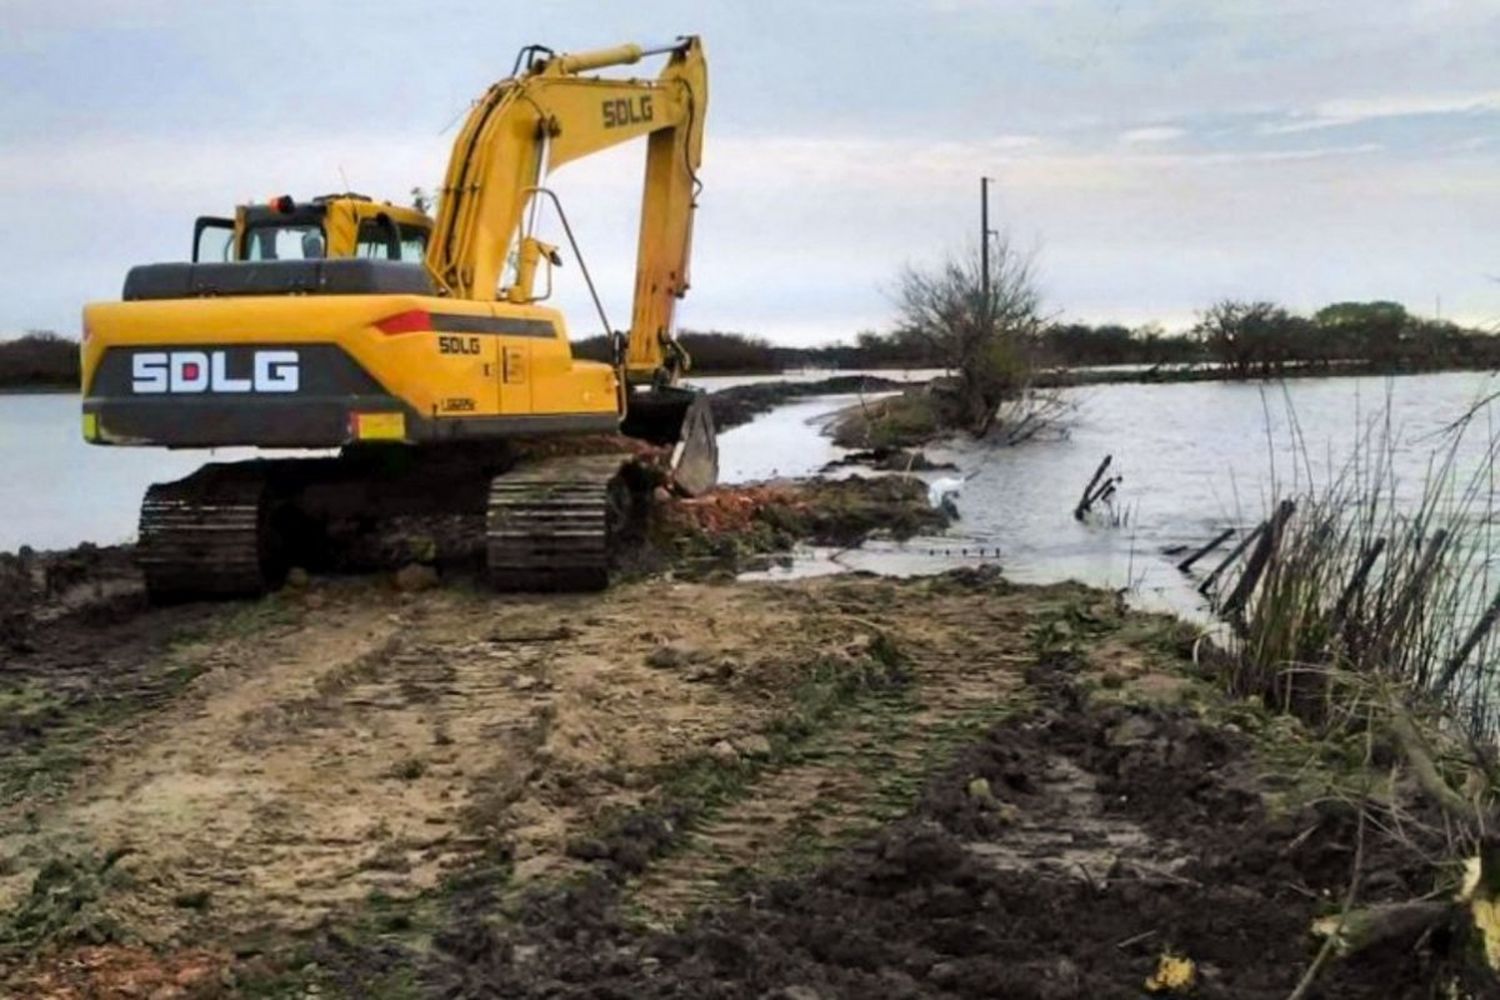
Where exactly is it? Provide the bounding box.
[498,329,532,415]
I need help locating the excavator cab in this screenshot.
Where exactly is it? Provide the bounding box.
[191,194,432,264]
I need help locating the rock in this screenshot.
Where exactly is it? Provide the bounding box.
[513,674,539,691]
[1106,714,1159,747]
[709,740,740,765]
[777,988,823,1000]
[394,564,439,592]
[736,734,773,759]
[646,643,693,669]
[928,961,961,988]
[284,566,310,588]
[1127,672,1190,705]
[513,943,541,964]
[685,659,736,683]
[995,802,1022,825]
[967,776,996,804]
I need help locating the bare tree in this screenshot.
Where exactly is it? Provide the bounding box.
[894,234,1044,434]
[1194,299,1312,378]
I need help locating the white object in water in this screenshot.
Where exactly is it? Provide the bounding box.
[928,476,965,508]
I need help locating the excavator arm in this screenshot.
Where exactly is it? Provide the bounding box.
[427,37,707,386]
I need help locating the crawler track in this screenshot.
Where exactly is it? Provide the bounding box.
[137,464,275,602]
[134,449,642,602]
[485,454,626,592]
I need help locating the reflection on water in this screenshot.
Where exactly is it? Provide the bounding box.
[6,371,1500,623]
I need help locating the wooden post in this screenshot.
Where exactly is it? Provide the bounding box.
[1222,500,1296,619]
[1331,537,1386,631]
[1199,521,1264,596]
[1177,528,1236,574]
[1436,585,1500,695]
[1074,455,1112,521]
[1387,529,1449,638]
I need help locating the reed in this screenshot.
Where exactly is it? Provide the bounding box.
[1208,386,1500,739]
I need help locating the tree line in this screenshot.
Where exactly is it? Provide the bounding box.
[6,298,1495,389]
[1190,299,1500,376]
[0,332,80,388]
[683,299,1499,376]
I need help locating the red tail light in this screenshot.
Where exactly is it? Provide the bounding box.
[375,310,431,335]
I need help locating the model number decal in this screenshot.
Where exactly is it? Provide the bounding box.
[131,350,299,393]
[602,95,652,129]
[437,335,481,356]
[440,397,476,413]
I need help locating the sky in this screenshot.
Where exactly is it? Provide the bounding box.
[3,0,1499,345]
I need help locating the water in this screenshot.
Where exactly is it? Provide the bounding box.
[0,394,283,551]
[7,372,1499,623]
[717,392,899,482]
[736,371,1500,619]
[686,368,947,392]
[940,372,1500,616]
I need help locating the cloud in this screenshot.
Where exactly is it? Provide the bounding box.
[1119,126,1185,144]
[6,0,1500,342]
[1262,89,1500,134]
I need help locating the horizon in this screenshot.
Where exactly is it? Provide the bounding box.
[5,295,1483,350]
[4,1,1497,345]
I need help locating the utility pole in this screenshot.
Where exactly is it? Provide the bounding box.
[980,176,997,303]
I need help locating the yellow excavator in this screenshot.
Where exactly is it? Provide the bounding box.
[80,37,717,600]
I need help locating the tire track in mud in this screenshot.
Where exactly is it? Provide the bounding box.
[629,590,1038,923]
[4,578,875,959]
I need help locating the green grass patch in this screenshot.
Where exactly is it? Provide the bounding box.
[831,390,943,450]
[0,849,135,957]
[0,660,212,811]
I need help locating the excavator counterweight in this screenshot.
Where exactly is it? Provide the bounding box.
[80,37,716,600]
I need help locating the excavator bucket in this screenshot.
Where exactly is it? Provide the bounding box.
[621,386,718,496]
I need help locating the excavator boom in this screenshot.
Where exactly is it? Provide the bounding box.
[429,37,707,384]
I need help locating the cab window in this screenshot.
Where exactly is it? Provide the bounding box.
[245,225,325,260]
[194,219,234,262]
[399,224,428,263]
[355,218,400,260]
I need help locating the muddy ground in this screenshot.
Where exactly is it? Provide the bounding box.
[0,503,1481,996]
[708,375,909,433]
